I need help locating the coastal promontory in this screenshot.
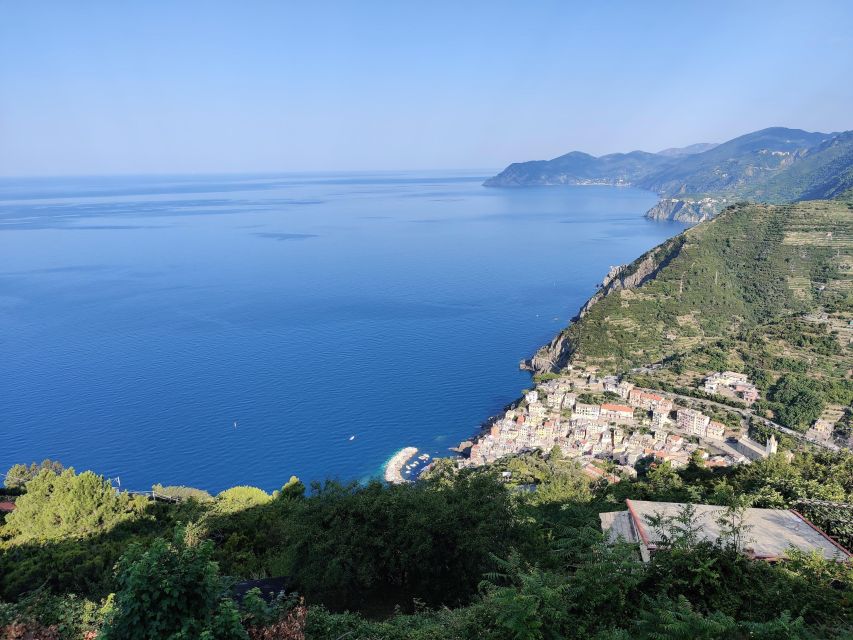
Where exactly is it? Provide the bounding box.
[485,127,853,222]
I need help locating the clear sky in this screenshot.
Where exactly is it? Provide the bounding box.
[2,0,852,175]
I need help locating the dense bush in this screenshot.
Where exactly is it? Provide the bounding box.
[152,484,214,502]
[100,527,247,640]
[4,469,138,543]
[2,449,852,638]
[769,375,826,431]
[3,460,65,490]
[214,486,272,513]
[204,472,539,612]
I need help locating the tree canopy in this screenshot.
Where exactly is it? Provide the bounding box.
[5,468,135,542]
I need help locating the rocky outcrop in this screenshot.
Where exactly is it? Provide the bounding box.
[645,198,723,223]
[527,330,572,373]
[525,236,686,374]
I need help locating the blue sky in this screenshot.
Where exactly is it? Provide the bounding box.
[1,0,852,175]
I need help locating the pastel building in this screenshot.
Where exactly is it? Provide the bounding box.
[677,408,710,436]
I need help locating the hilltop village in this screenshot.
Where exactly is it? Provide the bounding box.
[458,366,780,481]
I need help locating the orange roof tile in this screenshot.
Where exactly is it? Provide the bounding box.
[601,403,633,413]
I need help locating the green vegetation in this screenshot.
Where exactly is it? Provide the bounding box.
[532,372,561,383]
[152,484,214,502]
[486,127,853,217]
[4,459,64,490]
[212,486,273,513]
[2,189,852,638]
[576,391,620,405]
[2,448,852,638]
[768,375,826,431]
[100,526,247,640]
[543,199,852,432]
[5,469,139,543]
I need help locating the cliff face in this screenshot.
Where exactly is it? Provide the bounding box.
[527,236,685,373]
[531,199,853,376]
[644,198,723,223]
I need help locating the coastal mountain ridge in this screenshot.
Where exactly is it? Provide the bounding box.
[529,197,853,383]
[485,127,853,222]
[656,142,719,157]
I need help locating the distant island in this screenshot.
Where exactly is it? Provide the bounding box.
[485,127,853,222]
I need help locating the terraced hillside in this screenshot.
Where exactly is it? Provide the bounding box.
[530,198,852,434]
[532,198,852,376]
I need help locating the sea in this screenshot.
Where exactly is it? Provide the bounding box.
[0,172,685,493]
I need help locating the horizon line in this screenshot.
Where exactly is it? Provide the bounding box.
[0,167,503,181]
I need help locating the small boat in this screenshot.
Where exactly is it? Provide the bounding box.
[233,421,238,429]
[349,435,355,441]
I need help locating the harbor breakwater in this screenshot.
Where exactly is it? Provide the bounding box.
[384,447,418,484]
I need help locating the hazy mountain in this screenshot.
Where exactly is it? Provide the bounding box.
[485,127,853,222]
[750,130,853,201]
[637,127,834,196]
[656,142,718,157]
[482,149,672,187]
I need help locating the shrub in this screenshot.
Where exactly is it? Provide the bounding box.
[5,469,134,542]
[100,529,247,640]
[215,487,272,513]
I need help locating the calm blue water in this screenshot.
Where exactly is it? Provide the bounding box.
[0,173,684,493]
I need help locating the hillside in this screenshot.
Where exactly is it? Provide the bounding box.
[532,198,852,372]
[656,142,719,157]
[637,127,829,196]
[753,130,853,201]
[486,128,853,222]
[529,198,852,435]
[481,149,672,187]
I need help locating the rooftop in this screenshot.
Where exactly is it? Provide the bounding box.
[600,499,850,562]
[601,403,633,413]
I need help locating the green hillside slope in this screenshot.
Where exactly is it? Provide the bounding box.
[534,198,852,376]
[743,131,853,201]
[636,127,831,196]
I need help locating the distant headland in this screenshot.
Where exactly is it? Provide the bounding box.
[485,127,853,223]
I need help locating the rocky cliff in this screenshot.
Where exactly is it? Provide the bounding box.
[644,197,723,223]
[526,235,685,373]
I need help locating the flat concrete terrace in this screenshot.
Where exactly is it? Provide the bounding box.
[600,499,850,562]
